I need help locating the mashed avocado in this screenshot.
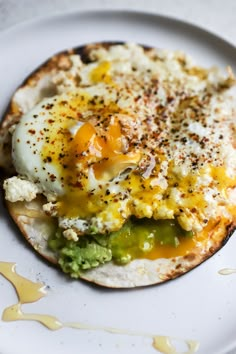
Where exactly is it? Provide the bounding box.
[48,218,193,278]
[48,231,112,278]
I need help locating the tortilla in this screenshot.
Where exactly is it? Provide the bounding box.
[1,43,236,288]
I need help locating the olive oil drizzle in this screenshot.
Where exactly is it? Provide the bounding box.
[152,336,199,354]
[0,262,46,303]
[2,303,63,330]
[0,262,199,353]
[218,268,236,275]
[0,261,62,330]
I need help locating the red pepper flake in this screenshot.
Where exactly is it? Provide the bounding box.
[72,181,83,188]
[43,156,52,163]
[45,104,54,110]
[59,100,68,106]
[49,174,56,181]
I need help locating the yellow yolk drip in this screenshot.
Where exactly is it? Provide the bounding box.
[145,219,220,260]
[109,214,235,263]
[145,237,196,259]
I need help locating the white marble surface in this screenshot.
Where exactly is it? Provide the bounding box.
[0,0,235,47]
[0,1,235,353]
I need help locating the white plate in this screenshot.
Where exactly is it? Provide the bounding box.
[0,10,235,354]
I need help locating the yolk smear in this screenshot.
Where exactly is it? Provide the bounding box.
[210,166,236,189]
[146,236,196,259]
[90,61,112,84]
[57,190,102,218]
[131,217,230,261]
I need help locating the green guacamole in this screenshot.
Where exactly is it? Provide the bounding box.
[48,218,193,278]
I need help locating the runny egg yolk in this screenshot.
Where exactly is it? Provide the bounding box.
[41,91,141,219]
[74,118,123,159]
[74,119,140,180]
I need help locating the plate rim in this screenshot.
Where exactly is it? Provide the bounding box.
[0,8,235,52]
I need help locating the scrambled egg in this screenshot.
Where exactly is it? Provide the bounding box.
[4,43,236,241]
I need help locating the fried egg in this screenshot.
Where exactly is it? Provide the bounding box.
[7,43,236,239]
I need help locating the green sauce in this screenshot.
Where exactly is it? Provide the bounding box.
[48,218,193,277]
[109,218,193,264]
